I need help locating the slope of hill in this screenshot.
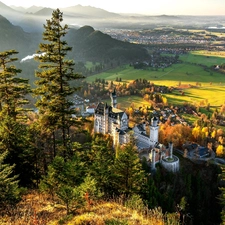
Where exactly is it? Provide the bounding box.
[0,15,39,57]
[67,25,149,62]
[0,13,148,63]
[0,191,179,224]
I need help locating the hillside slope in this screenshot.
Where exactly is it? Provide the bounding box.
[0,15,40,57]
[67,25,149,62]
[0,192,179,225]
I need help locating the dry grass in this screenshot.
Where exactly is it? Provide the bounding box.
[0,191,66,225]
[0,191,179,225]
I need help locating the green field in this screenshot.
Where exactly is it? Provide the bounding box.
[179,51,225,66]
[104,95,150,110]
[85,51,225,109]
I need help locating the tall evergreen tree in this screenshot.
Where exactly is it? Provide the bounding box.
[0,50,35,187]
[33,9,83,158]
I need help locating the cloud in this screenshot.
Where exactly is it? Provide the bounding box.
[20,52,46,63]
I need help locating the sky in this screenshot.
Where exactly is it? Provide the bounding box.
[1,0,225,15]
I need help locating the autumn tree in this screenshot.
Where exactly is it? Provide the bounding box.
[159,123,193,148]
[34,9,83,159]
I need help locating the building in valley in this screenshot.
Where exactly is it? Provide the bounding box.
[94,89,179,172]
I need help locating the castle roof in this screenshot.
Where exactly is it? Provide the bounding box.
[136,123,146,132]
[95,102,125,120]
[109,108,124,120]
[95,102,107,115]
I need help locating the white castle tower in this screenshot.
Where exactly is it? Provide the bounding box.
[149,117,159,147]
[110,88,117,108]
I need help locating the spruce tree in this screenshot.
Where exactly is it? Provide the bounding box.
[112,143,146,197]
[34,9,83,158]
[0,151,20,209]
[0,50,30,120]
[0,50,35,187]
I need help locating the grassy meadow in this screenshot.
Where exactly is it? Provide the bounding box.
[86,50,225,110]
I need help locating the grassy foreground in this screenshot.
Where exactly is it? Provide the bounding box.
[0,192,179,225]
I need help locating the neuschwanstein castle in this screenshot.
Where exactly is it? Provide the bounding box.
[94,89,179,172]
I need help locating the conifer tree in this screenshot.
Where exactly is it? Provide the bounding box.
[34,9,83,158]
[0,50,35,187]
[0,50,30,120]
[87,136,115,196]
[0,151,20,209]
[112,142,146,197]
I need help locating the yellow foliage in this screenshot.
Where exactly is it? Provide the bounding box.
[192,126,201,140]
[216,145,224,157]
[211,130,216,139]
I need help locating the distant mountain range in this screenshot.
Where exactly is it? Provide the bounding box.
[0,12,148,85]
[1,1,225,33]
[0,2,123,32]
[0,1,225,62]
[0,1,149,61]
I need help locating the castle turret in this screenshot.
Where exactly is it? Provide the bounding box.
[151,148,156,171]
[169,142,173,158]
[149,117,159,146]
[110,88,117,108]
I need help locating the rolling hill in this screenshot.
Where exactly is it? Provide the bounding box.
[0,15,40,57]
[67,25,149,62]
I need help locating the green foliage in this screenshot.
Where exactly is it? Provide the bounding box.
[40,156,103,214]
[56,185,83,214]
[33,8,84,158]
[0,50,30,120]
[125,194,146,212]
[0,151,20,208]
[87,136,115,196]
[78,175,103,201]
[39,155,84,196]
[39,155,86,213]
[112,143,146,196]
[0,50,35,187]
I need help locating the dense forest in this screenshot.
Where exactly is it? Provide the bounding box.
[0,9,225,225]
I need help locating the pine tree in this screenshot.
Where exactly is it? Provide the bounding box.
[0,50,35,187]
[112,143,146,197]
[0,151,20,209]
[33,9,83,158]
[0,50,30,120]
[88,136,115,196]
